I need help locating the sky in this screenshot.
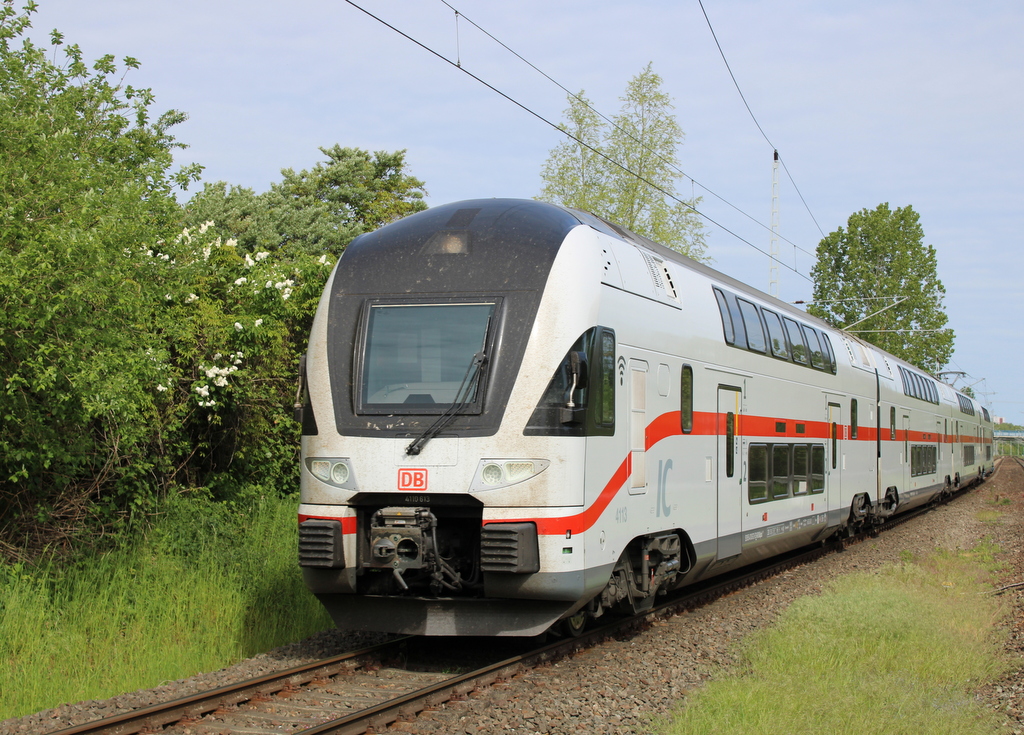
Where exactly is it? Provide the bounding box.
[22,0,1024,423]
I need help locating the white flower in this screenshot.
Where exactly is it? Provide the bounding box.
[234,277,247,286]
[157,384,168,392]
[282,288,292,300]
[245,253,255,268]
[194,385,210,398]
[226,238,238,248]
[265,280,274,289]
[185,293,199,303]
[318,254,328,265]
[165,294,173,301]
[203,246,212,260]
[214,376,228,387]
[255,251,269,261]
[234,322,243,331]
[199,220,214,235]
[254,318,263,327]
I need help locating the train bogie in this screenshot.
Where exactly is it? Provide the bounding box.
[297,198,992,636]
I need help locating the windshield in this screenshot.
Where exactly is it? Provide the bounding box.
[361,302,496,413]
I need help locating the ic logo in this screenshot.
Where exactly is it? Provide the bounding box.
[398,468,428,491]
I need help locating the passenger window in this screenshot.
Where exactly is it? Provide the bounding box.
[680,365,693,434]
[793,444,809,495]
[762,309,790,360]
[737,298,766,353]
[820,333,836,373]
[748,444,768,502]
[713,288,735,345]
[810,445,825,493]
[802,326,826,370]
[726,412,736,477]
[772,445,791,498]
[784,317,808,365]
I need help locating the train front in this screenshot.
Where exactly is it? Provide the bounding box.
[297,199,609,636]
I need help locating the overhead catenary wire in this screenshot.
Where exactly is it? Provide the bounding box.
[342,0,812,281]
[438,0,820,262]
[696,0,826,239]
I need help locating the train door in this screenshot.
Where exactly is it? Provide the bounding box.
[628,359,649,495]
[902,413,911,492]
[716,386,742,559]
[827,401,842,513]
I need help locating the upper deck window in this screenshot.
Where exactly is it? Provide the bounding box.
[360,301,496,414]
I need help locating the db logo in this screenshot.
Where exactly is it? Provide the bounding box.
[398,468,428,491]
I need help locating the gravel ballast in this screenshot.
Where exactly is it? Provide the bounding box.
[5,459,1023,735]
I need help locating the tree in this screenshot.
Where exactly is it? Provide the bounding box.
[808,203,953,371]
[184,146,427,258]
[539,63,706,261]
[0,2,199,547]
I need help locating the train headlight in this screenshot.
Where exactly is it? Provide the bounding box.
[470,459,550,492]
[330,461,350,485]
[304,457,357,489]
[481,463,505,485]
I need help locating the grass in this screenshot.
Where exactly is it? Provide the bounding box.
[0,491,332,721]
[660,542,1011,735]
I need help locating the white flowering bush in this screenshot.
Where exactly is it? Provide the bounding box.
[142,223,335,493]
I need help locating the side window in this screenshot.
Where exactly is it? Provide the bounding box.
[726,412,735,478]
[784,317,808,365]
[713,287,735,345]
[793,444,809,495]
[680,365,693,433]
[890,406,896,441]
[762,309,790,360]
[851,398,859,440]
[802,326,826,370]
[749,444,767,502]
[737,298,766,353]
[772,444,791,498]
[596,329,616,427]
[820,333,837,374]
[810,445,825,493]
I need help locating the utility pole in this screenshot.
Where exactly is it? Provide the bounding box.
[769,150,780,298]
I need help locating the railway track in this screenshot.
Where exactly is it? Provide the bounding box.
[46,473,989,735]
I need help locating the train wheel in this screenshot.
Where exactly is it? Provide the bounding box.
[562,610,588,638]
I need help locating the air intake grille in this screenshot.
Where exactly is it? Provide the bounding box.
[299,519,344,568]
[480,522,539,573]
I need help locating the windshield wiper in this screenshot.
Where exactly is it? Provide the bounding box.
[405,351,487,456]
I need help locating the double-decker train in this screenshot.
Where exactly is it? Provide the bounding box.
[296,198,993,636]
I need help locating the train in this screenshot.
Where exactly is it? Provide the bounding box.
[296,198,994,637]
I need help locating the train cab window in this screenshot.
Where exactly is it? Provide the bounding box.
[360,301,496,414]
[596,330,616,428]
[737,298,767,353]
[525,327,615,437]
[784,317,808,365]
[762,309,790,360]
[748,445,768,502]
[851,399,858,439]
[680,365,693,433]
[802,326,826,370]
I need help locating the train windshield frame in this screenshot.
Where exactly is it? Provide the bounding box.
[357,299,499,415]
